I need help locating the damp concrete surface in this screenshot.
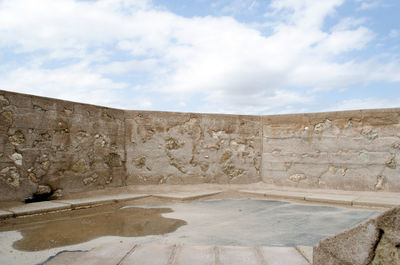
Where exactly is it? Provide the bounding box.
[0,199,379,265]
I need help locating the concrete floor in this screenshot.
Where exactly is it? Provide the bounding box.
[134,199,379,247]
[0,198,379,265]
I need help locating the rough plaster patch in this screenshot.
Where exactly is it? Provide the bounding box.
[133,156,146,169]
[289,174,307,182]
[10,152,23,166]
[230,140,246,152]
[392,142,400,150]
[375,175,386,190]
[314,119,331,133]
[83,173,98,185]
[386,155,397,169]
[104,153,121,168]
[361,128,378,140]
[33,105,46,112]
[219,150,233,164]
[0,166,20,188]
[0,95,9,106]
[37,185,52,195]
[166,138,184,150]
[1,110,13,124]
[71,158,89,173]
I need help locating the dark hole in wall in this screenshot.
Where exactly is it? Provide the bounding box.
[24,189,54,204]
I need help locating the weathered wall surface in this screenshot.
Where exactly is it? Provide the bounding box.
[313,206,400,265]
[0,91,126,200]
[1,90,400,200]
[262,110,400,191]
[125,111,262,185]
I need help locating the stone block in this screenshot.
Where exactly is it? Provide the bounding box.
[313,220,379,265]
[0,210,13,219]
[313,207,400,265]
[353,197,400,208]
[152,191,221,200]
[57,194,149,208]
[8,201,71,216]
[239,189,306,200]
[305,194,356,205]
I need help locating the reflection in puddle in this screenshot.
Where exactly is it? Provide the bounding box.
[0,206,186,251]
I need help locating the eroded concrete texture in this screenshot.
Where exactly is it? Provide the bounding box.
[0,91,126,200]
[125,111,262,185]
[262,110,400,191]
[313,206,400,265]
[1,90,400,201]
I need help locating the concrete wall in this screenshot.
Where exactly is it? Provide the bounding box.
[0,91,126,200]
[262,110,400,192]
[125,111,261,185]
[0,90,262,200]
[1,90,400,200]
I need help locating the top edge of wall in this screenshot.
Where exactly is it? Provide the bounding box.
[262,107,400,118]
[1,89,399,118]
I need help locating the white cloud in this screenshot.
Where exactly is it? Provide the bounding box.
[389,29,399,38]
[356,0,380,10]
[0,0,399,114]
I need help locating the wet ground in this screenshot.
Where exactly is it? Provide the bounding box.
[0,203,186,251]
[0,198,379,264]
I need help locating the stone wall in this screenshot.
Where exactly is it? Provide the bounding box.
[262,110,400,191]
[0,91,126,200]
[125,111,262,185]
[1,90,400,201]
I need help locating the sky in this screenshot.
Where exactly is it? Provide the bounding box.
[0,0,399,114]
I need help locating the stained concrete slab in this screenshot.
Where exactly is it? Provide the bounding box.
[67,242,135,265]
[42,251,87,265]
[57,194,149,208]
[174,245,215,265]
[305,194,357,205]
[121,244,174,265]
[8,201,71,216]
[152,191,222,200]
[152,199,379,247]
[0,210,13,219]
[260,246,310,265]
[217,246,263,265]
[44,243,309,265]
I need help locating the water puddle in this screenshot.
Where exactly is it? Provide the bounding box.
[0,205,186,251]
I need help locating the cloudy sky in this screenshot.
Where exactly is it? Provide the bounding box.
[0,0,399,114]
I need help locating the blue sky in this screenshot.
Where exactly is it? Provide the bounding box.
[0,0,399,114]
